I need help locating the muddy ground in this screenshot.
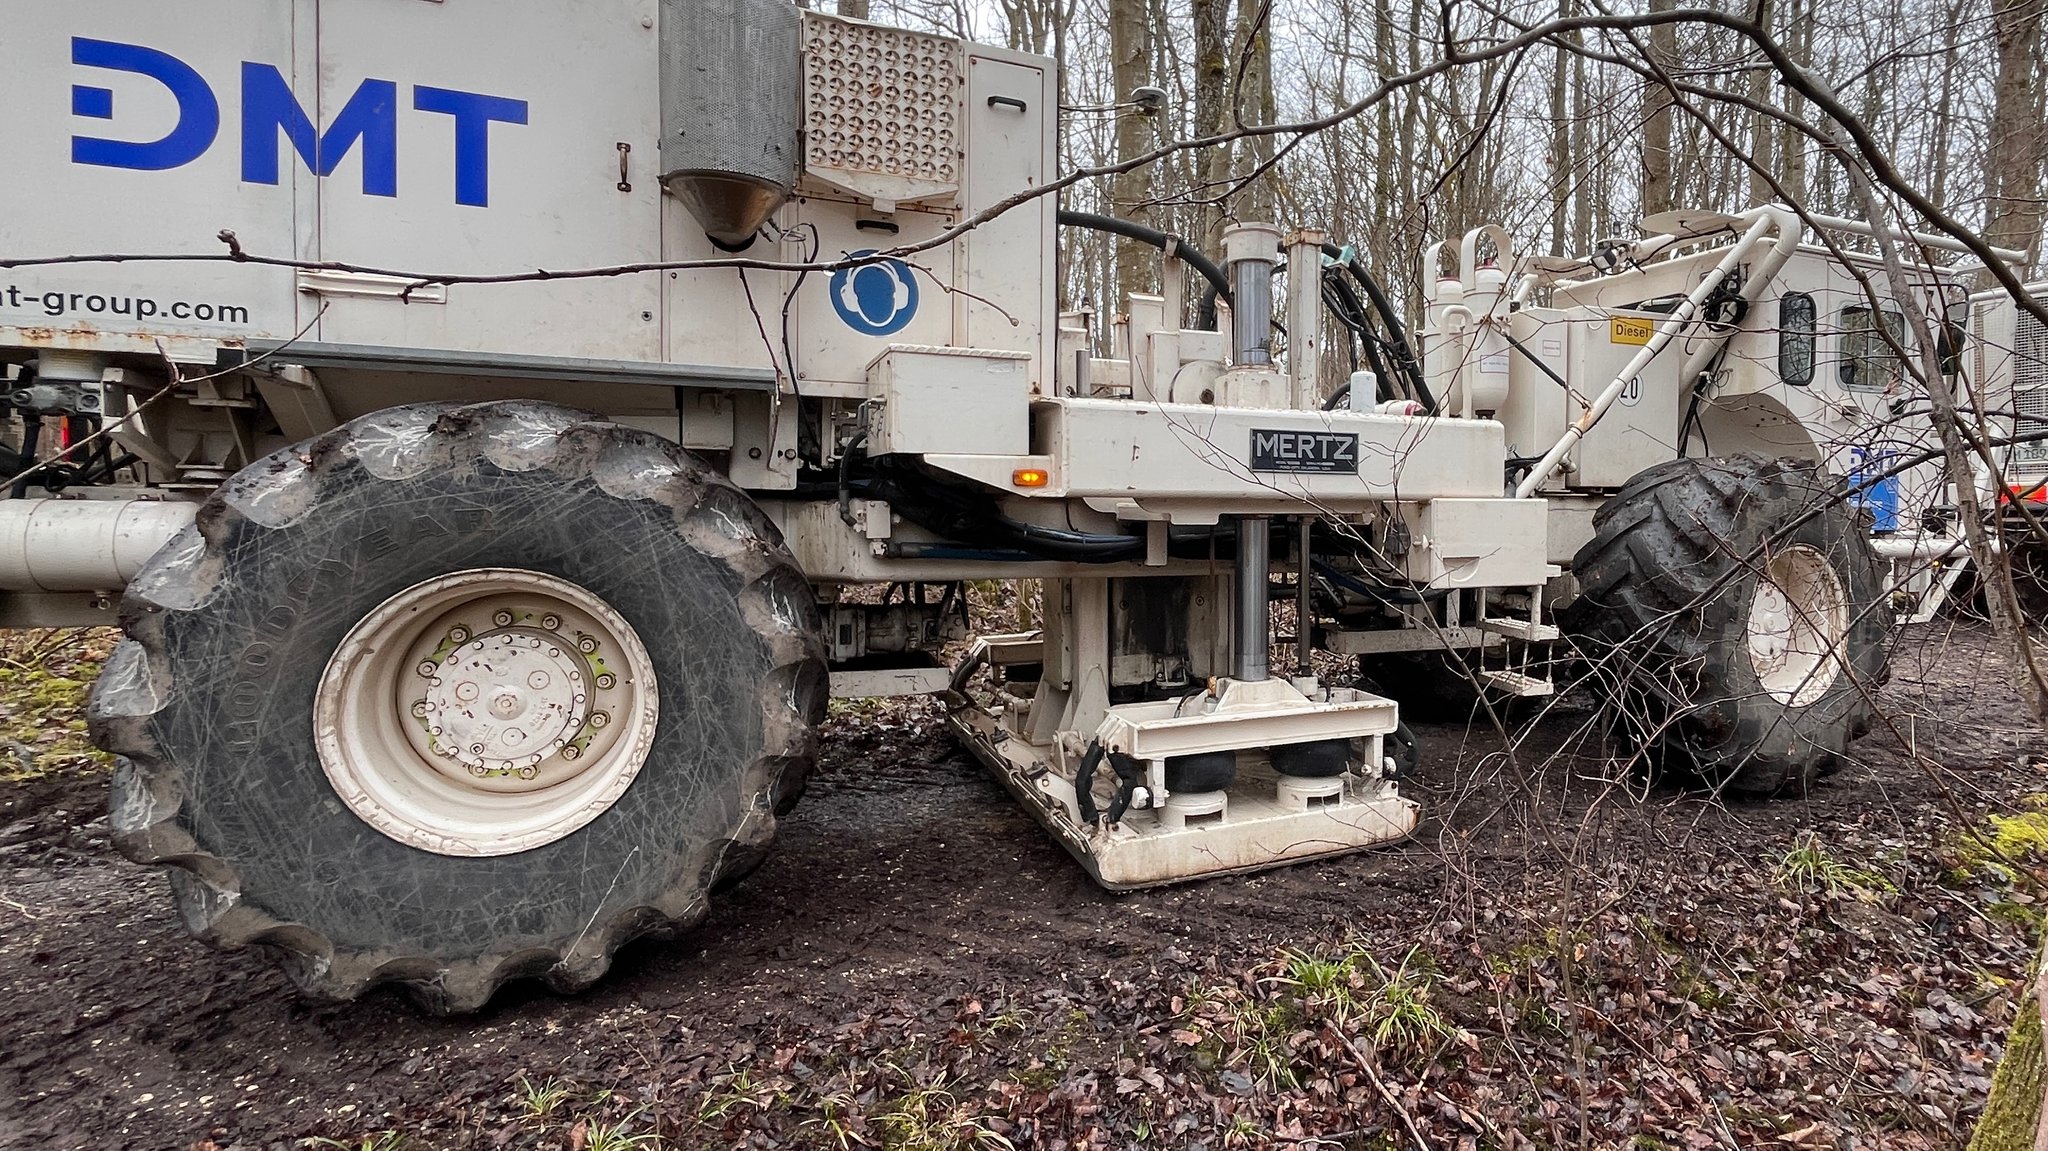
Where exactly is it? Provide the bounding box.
[1,621,2044,1150]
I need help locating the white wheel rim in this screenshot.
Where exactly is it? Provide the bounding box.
[1744,545,1849,708]
[315,569,659,857]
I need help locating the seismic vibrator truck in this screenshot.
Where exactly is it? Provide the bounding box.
[0,0,1994,1010]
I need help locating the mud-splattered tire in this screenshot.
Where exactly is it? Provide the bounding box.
[1562,454,1890,795]
[87,402,826,1013]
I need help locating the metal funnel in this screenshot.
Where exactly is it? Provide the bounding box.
[659,0,800,246]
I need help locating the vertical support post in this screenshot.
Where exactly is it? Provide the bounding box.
[1284,229,1327,409]
[1295,515,1313,677]
[1234,516,1270,682]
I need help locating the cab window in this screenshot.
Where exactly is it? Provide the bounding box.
[1839,304,1905,391]
[1778,292,1815,386]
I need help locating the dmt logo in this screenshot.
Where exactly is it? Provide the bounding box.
[69,38,528,207]
[829,250,919,337]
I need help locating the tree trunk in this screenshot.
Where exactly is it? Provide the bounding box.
[1986,0,2048,274]
[1780,0,1810,205]
[1549,0,1571,254]
[1232,0,1276,222]
[1746,2,1775,209]
[835,0,868,19]
[1194,0,1232,253]
[1640,0,1677,218]
[1109,0,1155,304]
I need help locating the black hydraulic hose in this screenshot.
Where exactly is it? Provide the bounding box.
[1311,558,1442,605]
[1104,751,1145,823]
[1056,210,1232,313]
[1074,740,1106,824]
[1320,242,1431,413]
[1322,271,1391,388]
[1348,257,1426,405]
[836,431,867,527]
[1330,274,1399,405]
[999,518,1145,562]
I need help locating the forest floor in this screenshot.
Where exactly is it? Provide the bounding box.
[0,621,2043,1151]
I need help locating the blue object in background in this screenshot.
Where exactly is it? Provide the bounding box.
[1848,447,1899,532]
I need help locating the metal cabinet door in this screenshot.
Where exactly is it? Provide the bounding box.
[305,0,664,363]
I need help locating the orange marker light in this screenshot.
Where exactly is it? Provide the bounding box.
[1012,467,1050,488]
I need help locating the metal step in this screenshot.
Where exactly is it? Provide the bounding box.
[1479,669,1555,698]
[1479,617,1561,643]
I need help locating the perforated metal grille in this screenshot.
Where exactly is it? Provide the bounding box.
[660,0,800,187]
[802,14,961,204]
[2016,305,2048,473]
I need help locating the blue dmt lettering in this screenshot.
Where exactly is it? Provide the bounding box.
[241,64,398,196]
[69,38,529,207]
[414,87,529,207]
[71,38,220,170]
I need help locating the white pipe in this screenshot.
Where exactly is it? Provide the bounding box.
[1516,211,1784,498]
[1678,204,1804,387]
[1868,534,1997,561]
[0,498,198,592]
[1797,209,2029,264]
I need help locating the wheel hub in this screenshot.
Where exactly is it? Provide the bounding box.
[422,629,590,778]
[316,569,659,856]
[1744,545,1849,707]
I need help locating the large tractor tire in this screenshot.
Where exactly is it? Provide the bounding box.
[1563,454,1890,795]
[87,402,827,1012]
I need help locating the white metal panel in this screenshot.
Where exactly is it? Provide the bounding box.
[1400,498,1553,589]
[866,345,1029,455]
[1570,309,1684,488]
[960,52,1056,393]
[1498,307,1567,461]
[662,199,786,375]
[791,200,955,388]
[308,0,663,361]
[0,0,301,350]
[1037,399,1507,503]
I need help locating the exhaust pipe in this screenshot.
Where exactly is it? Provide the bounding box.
[0,498,197,593]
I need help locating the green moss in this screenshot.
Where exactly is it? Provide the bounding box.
[1969,932,2046,1151]
[0,630,114,782]
[1960,796,2048,883]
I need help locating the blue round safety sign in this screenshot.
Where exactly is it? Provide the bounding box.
[830,250,919,337]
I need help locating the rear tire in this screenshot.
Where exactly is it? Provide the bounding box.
[1562,454,1889,795]
[88,402,826,1012]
